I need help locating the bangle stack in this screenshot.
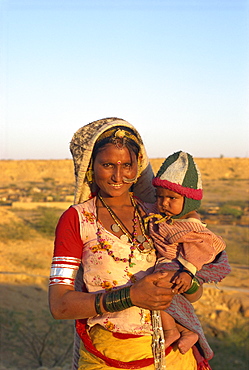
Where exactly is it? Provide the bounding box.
[103,286,134,312]
[184,277,200,294]
[95,293,103,315]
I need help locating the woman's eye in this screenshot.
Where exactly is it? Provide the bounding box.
[124,163,131,168]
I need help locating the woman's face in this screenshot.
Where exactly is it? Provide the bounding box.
[93,143,138,198]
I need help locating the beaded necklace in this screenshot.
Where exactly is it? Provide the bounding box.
[97,193,154,267]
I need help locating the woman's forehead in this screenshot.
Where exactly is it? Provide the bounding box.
[94,143,136,161]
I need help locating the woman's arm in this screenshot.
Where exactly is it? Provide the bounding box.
[49,271,175,320]
[49,207,93,320]
[49,284,96,320]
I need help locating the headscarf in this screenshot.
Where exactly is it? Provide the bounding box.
[70,117,156,204]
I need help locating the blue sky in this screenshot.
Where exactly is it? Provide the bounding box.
[1,0,248,159]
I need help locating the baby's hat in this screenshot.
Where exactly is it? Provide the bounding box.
[152,151,203,218]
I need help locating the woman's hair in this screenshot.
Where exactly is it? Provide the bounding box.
[92,126,141,163]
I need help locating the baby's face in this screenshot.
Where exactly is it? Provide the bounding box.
[156,187,184,217]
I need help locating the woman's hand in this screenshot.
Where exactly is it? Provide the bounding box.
[155,269,203,303]
[130,271,175,310]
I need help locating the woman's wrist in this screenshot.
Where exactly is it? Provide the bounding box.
[103,286,134,312]
[95,293,103,315]
[94,286,134,315]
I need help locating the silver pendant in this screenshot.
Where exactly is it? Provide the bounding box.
[137,235,145,243]
[136,253,145,261]
[111,224,120,233]
[146,254,153,262]
[142,241,151,250]
[120,234,129,243]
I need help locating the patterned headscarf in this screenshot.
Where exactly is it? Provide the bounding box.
[70,117,155,204]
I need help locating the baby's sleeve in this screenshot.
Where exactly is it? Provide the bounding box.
[178,229,226,272]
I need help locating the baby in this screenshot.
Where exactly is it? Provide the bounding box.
[148,151,226,354]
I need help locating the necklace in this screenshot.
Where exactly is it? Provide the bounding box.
[130,195,154,252]
[97,193,154,266]
[98,194,133,243]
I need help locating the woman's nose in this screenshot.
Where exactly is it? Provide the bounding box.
[112,166,123,182]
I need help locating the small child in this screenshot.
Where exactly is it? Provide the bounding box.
[148,151,226,354]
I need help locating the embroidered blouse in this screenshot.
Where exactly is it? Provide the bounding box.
[50,196,157,335]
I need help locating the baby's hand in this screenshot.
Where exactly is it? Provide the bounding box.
[172,272,192,294]
[155,270,176,289]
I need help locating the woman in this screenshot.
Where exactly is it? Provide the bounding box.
[49,117,228,369]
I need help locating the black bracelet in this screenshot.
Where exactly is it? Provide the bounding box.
[182,269,195,280]
[103,286,134,312]
[95,293,103,315]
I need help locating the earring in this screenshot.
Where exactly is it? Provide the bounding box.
[86,169,94,183]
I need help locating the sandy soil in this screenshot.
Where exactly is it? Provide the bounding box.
[0,208,248,370]
[0,158,248,369]
[1,158,249,185]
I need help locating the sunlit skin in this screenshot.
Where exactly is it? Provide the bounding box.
[155,186,202,352]
[155,186,202,292]
[49,143,202,323]
[93,143,138,201]
[155,186,192,291]
[93,143,141,237]
[156,186,184,217]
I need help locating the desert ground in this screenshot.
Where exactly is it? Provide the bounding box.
[1,157,249,185]
[0,158,248,370]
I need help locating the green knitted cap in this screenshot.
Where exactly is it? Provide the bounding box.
[152,151,203,218]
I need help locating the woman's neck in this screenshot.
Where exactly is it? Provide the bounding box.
[98,191,133,209]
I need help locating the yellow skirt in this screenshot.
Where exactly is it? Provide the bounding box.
[78,325,198,370]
